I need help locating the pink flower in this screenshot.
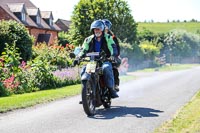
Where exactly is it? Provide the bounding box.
[3,74,19,90]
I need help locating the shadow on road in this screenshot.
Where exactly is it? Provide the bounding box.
[91,106,164,119]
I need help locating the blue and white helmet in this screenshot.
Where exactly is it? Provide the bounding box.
[90,20,105,31]
[102,19,112,30]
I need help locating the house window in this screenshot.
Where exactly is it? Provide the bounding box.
[21,12,26,21]
[36,15,41,24]
[37,34,51,44]
[49,19,53,26]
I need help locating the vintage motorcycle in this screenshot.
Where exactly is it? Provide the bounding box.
[71,51,112,116]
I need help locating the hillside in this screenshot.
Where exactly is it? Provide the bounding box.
[137,22,200,33]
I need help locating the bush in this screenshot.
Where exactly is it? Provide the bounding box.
[163,30,200,59]
[0,20,34,61]
[32,43,73,68]
[139,40,162,60]
[0,43,22,96]
[58,31,69,46]
[0,42,80,97]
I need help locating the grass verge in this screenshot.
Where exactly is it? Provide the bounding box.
[0,85,81,113]
[154,91,200,133]
[138,64,200,72]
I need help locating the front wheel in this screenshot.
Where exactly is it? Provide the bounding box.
[82,79,96,116]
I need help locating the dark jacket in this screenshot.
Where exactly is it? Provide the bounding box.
[108,31,120,56]
[78,33,117,58]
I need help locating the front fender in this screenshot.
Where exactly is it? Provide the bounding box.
[81,73,91,81]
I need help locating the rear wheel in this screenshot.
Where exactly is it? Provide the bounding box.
[82,79,96,116]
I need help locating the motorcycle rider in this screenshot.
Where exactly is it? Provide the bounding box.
[102,19,121,92]
[74,20,119,98]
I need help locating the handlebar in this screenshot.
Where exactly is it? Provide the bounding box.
[72,52,116,66]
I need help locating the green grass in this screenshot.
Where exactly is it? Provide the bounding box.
[120,74,137,82]
[138,22,200,33]
[137,64,200,72]
[0,85,81,113]
[154,91,200,133]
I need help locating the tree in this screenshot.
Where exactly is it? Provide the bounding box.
[67,0,137,46]
[163,31,191,58]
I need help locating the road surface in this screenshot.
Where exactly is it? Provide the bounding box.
[0,66,200,133]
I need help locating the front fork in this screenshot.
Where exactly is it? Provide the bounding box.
[81,72,97,104]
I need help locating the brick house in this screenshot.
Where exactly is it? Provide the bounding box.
[55,19,71,32]
[0,0,61,45]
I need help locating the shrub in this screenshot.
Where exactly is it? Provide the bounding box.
[32,43,73,69]
[139,40,162,60]
[0,43,21,96]
[163,30,200,59]
[0,42,80,97]
[58,31,69,46]
[0,20,34,61]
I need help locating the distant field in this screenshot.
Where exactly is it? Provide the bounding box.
[137,22,200,33]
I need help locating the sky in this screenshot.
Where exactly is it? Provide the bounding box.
[31,0,200,22]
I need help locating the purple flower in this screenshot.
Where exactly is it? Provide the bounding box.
[53,67,80,81]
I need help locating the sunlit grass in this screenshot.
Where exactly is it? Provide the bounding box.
[137,64,200,72]
[0,85,81,113]
[138,22,200,33]
[120,74,137,83]
[154,91,200,133]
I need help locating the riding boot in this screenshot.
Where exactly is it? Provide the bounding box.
[109,87,119,98]
[115,85,119,92]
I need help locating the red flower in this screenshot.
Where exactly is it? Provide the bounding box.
[3,74,19,90]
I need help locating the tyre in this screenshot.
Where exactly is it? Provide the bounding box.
[102,88,111,108]
[82,79,96,116]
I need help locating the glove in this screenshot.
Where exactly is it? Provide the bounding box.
[115,57,121,67]
[72,57,80,67]
[110,56,115,61]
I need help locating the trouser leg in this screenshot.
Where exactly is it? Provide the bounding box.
[102,62,118,98]
[113,67,120,86]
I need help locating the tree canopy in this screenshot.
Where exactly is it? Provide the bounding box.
[67,0,137,46]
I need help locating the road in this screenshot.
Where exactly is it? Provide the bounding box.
[0,66,200,133]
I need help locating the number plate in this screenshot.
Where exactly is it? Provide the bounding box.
[86,62,96,73]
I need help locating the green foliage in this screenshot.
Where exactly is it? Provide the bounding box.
[0,43,21,80]
[137,28,155,42]
[0,81,9,97]
[179,30,200,57]
[32,43,72,68]
[0,42,78,97]
[139,40,162,60]
[105,0,137,43]
[58,31,69,46]
[0,20,34,61]
[67,0,137,45]
[163,30,200,59]
[1,43,21,73]
[120,41,133,58]
[0,43,22,96]
[27,58,57,90]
